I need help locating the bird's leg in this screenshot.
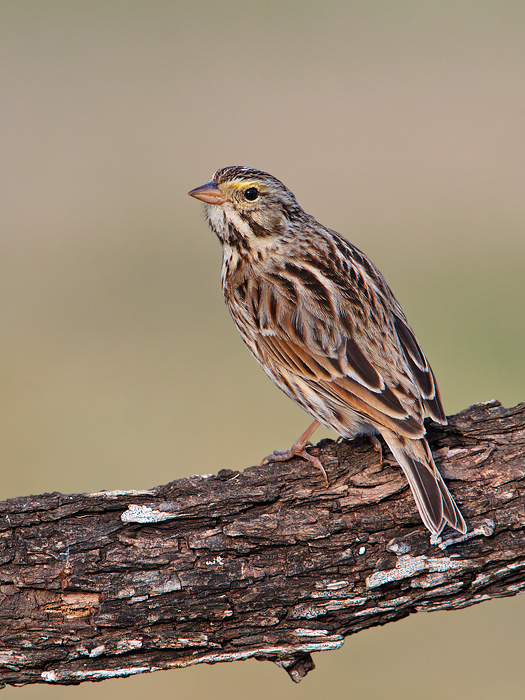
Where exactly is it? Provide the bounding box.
[368,434,383,462]
[259,420,329,486]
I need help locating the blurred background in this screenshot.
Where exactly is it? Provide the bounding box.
[1,1,524,698]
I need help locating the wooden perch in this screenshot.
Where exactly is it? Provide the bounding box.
[0,400,523,687]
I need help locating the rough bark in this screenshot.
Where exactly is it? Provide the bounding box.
[0,400,523,687]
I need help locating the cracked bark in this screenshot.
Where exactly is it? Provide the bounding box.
[0,400,523,687]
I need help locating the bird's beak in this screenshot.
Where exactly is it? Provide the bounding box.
[188,181,225,205]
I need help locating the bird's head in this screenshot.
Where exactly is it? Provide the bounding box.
[188,166,306,252]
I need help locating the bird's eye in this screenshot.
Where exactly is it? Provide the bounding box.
[244,187,259,201]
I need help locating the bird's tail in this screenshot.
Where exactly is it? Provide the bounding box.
[381,431,466,536]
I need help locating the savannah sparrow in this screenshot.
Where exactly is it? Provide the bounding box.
[188,166,466,536]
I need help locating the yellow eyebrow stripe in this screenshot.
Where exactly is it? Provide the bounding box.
[231,180,260,190]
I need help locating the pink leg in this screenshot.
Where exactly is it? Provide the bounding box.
[369,434,383,462]
[259,420,328,486]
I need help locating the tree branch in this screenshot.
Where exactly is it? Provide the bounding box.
[0,400,523,687]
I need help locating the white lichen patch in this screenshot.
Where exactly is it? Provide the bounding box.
[386,540,412,555]
[166,638,345,670]
[311,587,356,600]
[505,582,525,593]
[88,645,105,657]
[376,595,412,608]
[439,519,495,550]
[41,671,57,682]
[204,555,224,566]
[323,597,367,612]
[315,580,350,590]
[471,560,525,594]
[293,628,330,637]
[121,504,177,523]
[150,577,182,595]
[354,606,391,618]
[69,667,159,681]
[0,652,26,664]
[291,595,367,619]
[116,587,136,599]
[116,639,143,653]
[366,554,463,589]
[89,489,155,498]
[175,634,209,647]
[416,583,472,611]
[42,666,160,683]
[289,604,329,619]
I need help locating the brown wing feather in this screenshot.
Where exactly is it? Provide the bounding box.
[393,314,447,424]
[228,259,444,439]
[246,271,429,438]
[257,331,424,436]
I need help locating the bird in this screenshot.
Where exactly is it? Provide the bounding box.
[188,166,466,536]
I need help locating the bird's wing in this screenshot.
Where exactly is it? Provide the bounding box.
[241,274,427,438]
[391,312,446,424]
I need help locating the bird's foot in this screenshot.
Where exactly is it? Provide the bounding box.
[260,445,329,487]
[259,419,327,486]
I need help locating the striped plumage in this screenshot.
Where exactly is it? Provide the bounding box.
[188,166,466,536]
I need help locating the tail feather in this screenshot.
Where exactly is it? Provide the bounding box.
[381,432,467,536]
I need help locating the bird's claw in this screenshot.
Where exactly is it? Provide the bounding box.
[259,446,329,487]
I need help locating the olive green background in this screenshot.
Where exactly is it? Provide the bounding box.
[1,2,524,698]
